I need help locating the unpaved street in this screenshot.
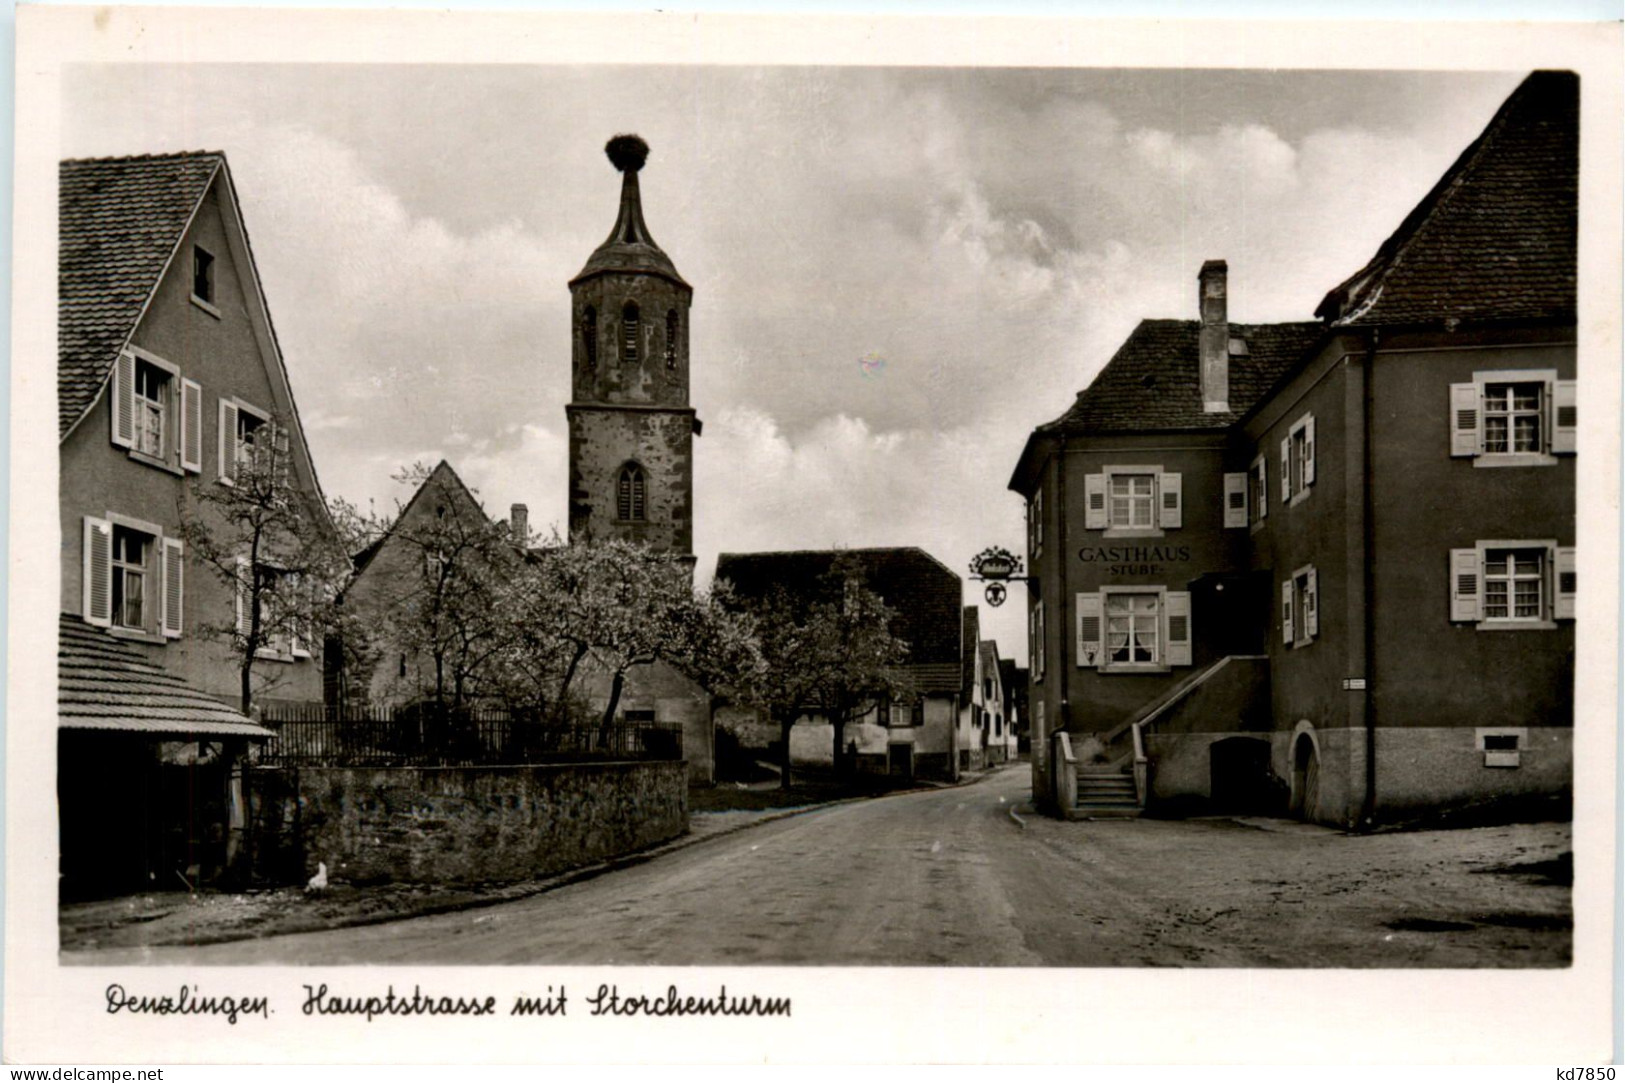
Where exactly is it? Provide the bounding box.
[74,767,1570,967]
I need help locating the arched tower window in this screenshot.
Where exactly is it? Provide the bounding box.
[617,463,646,522]
[665,309,679,369]
[582,305,597,369]
[622,302,640,363]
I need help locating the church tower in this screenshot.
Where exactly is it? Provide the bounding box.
[566,134,698,563]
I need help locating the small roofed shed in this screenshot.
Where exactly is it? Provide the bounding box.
[59,614,271,738]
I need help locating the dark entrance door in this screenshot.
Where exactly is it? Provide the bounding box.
[1192,572,1269,657]
[1209,737,1275,815]
[887,742,913,779]
[1290,734,1320,822]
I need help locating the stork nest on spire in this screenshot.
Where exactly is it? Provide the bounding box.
[605,134,650,173]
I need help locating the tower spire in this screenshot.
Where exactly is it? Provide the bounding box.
[571,133,686,287]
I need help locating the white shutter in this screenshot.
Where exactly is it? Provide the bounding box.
[180,378,203,472]
[1304,568,1319,638]
[82,517,113,627]
[1450,383,1480,457]
[235,555,251,638]
[1555,546,1576,620]
[161,537,185,639]
[1281,580,1294,647]
[219,399,239,484]
[1256,460,1268,519]
[1280,437,1291,500]
[1165,591,1192,666]
[111,352,135,448]
[1158,472,1183,529]
[1083,473,1107,530]
[1302,417,1316,486]
[1034,490,1043,551]
[1223,473,1248,528]
[1035,603,1045,680]
[1076,593,1103,669]
[1552,380,1577,454]
[1450,548,1482,623]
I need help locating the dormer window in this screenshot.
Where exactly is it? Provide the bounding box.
[665,309,679,369]
[582,305,598,369]
[617,463,646,521]
[192,247,216,306]
[622,302,640,363]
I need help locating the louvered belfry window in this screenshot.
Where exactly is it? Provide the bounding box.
[622,302,640,363]
[665,309,679,369]
[583,306,598,368]
[617,463,646,522]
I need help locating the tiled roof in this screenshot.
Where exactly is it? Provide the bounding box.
[58,614,274,738]
[1317,71,1578,327]
[1044,319,1324,434]
[715,548,963,689]
[59,152,223,436]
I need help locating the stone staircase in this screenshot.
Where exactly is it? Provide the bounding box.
[1074,767,1141,818]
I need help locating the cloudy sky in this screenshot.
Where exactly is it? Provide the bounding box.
[63,63,1523,657]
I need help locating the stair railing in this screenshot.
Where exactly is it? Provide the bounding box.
[1122,655,1269,806]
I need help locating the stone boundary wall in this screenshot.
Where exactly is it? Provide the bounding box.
[246,760,688,887]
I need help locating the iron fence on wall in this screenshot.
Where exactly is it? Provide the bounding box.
[256,703,683,768]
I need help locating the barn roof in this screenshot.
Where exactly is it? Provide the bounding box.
[1316,70,1578,327]
[714,547,963,691]
[58,152,224,436]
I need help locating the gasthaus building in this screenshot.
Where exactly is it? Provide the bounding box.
[1009,71,1576,827]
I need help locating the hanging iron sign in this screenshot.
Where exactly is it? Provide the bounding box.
[969,546,1023,582]
[984,582,1008,607]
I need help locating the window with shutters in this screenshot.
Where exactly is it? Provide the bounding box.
[222,399,286,489]
[582,305,598,369]
[84,514,183,640]
[1281,413,1316,505]
[1085,467,1181,535]
[1451,370,1574,465]
[665,309,679,369]
[1284,565,1319,648]
[1079,587,1193,672]
[622,302,640,363]
[1250,454,1268,526]
[1029,489,1043,559]
[617,463,647,522]
[1449,540,1572,629]
[1031,601,1045,682]
[112,349,198,473]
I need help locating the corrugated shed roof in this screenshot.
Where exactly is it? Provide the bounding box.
[58,614,273,738]
[714,548,963,690]
[1317,70,1578,327]
[59,152,223,437]
[1044,319,1324,434]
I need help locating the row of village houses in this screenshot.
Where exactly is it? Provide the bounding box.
[56,138,1023,898]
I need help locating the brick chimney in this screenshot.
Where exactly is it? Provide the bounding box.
[509,503,529,543]
[1198,260,1229,413]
